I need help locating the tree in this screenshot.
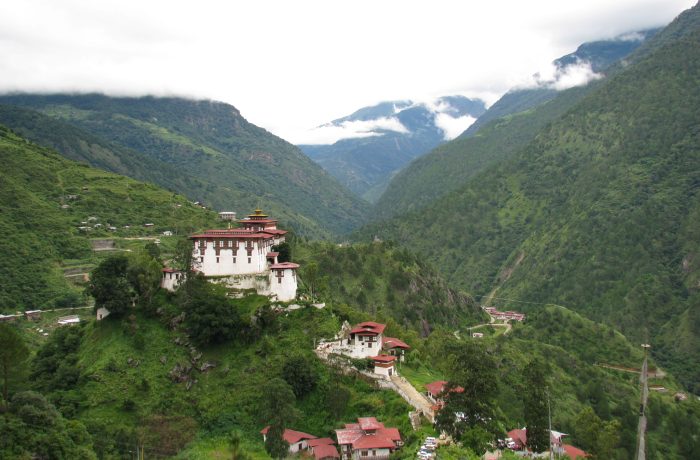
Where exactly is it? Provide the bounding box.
[522,358,549,453]
[173,238,195,275]
[0,324,29,407]
[302,262,319,299]
[282,355,318,398]
[258,378,298,459]
[265,423,289,459]
[272,242,292,263]
[127,251,162,307]
[177,273,241,345]
[435,342,500,455]
[86,255,133,318]
[573,407,620,459]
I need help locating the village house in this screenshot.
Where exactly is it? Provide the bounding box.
[506,428,588,459]
[346,322,386,358]
[159,209,300,301]
[381,337,410,361]
[425,380,465,408]
[335,417,402,460]
[483,306,526,322]
[307,438,340,460]
[260,427,318,455]
[24,310,41,321]
[57,315,80,326]
[372,355,397,377]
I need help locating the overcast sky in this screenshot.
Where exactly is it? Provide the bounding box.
[0,0,695,143]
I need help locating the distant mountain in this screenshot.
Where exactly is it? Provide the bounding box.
[0,94,369,238]
[375,29,658,217]
[361,4,700,390]
[461,29,658,138]
[0,124,218,310]
[299,96,486,201]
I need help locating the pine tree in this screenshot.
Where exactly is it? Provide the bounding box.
[523,358,549,453]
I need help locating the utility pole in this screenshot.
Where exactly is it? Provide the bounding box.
[548,389,554,460]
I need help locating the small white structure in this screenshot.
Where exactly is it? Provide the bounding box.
[57,315,80,326]
[218,211,237,221]
[162,230,173,236]
[269,262,299,302]
[372,355,397,377]
[472,332,484,338]
[161,268,185,292]
[96,307,110,321]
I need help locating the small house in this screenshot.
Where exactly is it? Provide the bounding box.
[335,417,402,460]
[372,355,397,377]
[308,438,340,460]
[57,315,80,326]
[260,427,317,454]
[382,337,410,361]
[347,322,386,358]
[24,310,42,321]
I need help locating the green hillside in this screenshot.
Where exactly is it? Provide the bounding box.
[374,85,591,217]
[0,95,369,238]
[360,6,700,390]
[0,125,218,311]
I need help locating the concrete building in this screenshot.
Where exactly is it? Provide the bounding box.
[161,268,185,292]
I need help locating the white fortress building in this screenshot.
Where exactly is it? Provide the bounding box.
[161,209,300,301]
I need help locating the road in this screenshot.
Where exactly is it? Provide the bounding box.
[390,375,435,422]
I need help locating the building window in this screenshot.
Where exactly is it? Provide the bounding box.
[278,278,282,284]
[372,450,377,456]
[216,257,219,263]
[361,451,368,457]
[248,257,251,264]
[200,257,204,262]
[228,240,232,247]
[367,343,372,348]
[219,240,224,247]
[233,257,236,263]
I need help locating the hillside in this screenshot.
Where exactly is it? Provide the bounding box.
[375,30,657,217]
[360,5,700,390]
[299,96,486,201]
[0,125,218,310]
[0,94,369,238]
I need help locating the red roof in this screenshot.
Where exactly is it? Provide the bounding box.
[269,262,300,270]
[425,380,448,395]
[358,417,384,431]
[190,228,275,240]
[382,337,410,349]
[161,267,180,273]
[260,427,317,444]
[507,428,527,448]
[372,355,396,363]
[262,228,288,235]
[352,435,396,449]
[307,438,335,448]
[266,252,280,258]
[335,418,401,450]
[563,444,588,459]
[313,444,340,459]
[349,321,386,335]
[425,380,464,396]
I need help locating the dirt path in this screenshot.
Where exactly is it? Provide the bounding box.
[597,363,666,378]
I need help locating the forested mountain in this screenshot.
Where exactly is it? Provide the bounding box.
[375,30,658,217]
[0,125,218,310]
[299,96,486,201]
[360,5,700,390]
[0,94,369,238]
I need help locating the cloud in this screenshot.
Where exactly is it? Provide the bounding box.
[295,117,409,145]
[517,59,603,91]
[434,113,477,140]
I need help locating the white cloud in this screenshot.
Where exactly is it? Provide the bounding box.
[0,0,694,142]
[295,117,409,145]
[434,113,477,140]
[517,59,603,91]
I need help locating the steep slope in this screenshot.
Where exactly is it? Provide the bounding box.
[461,29,658,139]
[361,6,700,389]
[0,94,369,238]
[0,125,218,310]
[375,31,657,217]
[299,96,486,201]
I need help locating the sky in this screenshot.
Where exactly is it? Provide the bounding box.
[0,0,695,144]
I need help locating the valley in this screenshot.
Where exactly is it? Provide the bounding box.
[1,2,700,459]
